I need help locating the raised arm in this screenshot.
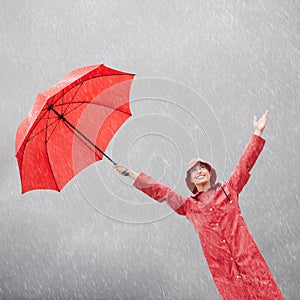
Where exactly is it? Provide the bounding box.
[228,111,268,193]
[113,165,187,215]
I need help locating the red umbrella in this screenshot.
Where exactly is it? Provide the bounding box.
[16,64,135,193]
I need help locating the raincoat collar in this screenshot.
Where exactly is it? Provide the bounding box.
[191,182,221,199]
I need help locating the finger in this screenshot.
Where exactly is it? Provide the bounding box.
[113,165,123,173]
[261,110,268,117]
[264,110,269,119]
[113,164,123,169]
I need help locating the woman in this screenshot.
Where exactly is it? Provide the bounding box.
[114,111,284,300]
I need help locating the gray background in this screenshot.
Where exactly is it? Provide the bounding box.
[1,0,299,299]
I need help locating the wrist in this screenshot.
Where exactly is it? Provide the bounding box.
[128,169,138,180]
[254,129,262,136]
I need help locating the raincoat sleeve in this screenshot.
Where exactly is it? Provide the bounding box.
[228,134,265,194]
[133,173,187,215]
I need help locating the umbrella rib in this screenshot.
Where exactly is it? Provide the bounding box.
[60,89,65,115]
[27,118,60,142]
[26,108,59,139]
[27,96,131,143]
[17,109,59,180]
[61,82,83,116]
[43,112,103,160]
[62,102,86,117]
[49,73,132,115]
[26,96,81,143]
[48,105,117,165]
[44,109,60,191]
[45,118,62,143]
[54,101,131,117]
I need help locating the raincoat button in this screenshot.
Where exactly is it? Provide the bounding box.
[229,200,233,204]
[222,239,226,243]
[209,208,213,211]
[236,275,242,279]
[230,257,234,261]
[216,223,219,227]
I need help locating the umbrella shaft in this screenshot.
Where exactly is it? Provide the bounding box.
[49,105,117,165]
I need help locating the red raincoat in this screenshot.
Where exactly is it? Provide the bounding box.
[133,135,284,299]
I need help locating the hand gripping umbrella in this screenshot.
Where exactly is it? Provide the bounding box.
[16,64,135,193]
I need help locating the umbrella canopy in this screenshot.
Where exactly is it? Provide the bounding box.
[16,64,135,193]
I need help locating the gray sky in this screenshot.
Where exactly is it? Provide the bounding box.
[1,0,299,299]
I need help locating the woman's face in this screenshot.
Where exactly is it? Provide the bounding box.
[189,162,211,187]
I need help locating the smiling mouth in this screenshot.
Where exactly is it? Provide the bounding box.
[196,175,205,179]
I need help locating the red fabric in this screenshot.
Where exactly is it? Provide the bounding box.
[16,64,135,193]
[134,135,284,300]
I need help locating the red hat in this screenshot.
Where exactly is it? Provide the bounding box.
[185,158,217,194]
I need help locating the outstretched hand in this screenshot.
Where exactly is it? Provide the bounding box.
[113,164,138,180]
[253,110,268,136]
